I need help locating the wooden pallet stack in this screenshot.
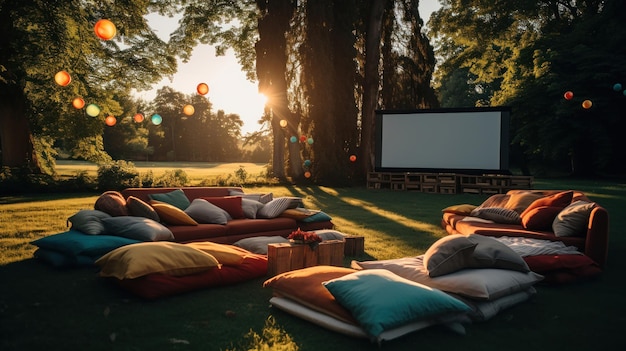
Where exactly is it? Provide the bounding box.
[367,172,533,194]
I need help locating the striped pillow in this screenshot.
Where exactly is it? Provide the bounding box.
[257,197,293,219]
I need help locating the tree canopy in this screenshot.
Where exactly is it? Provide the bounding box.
[429,0,626,175]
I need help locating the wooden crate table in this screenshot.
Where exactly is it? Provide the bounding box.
[267,240,344,276]
[343,235,365,256]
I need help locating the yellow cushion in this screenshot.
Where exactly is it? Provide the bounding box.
[95,242,219,279]
[150,201,198,225]
[441,204,477,215]
[186,242,248,265]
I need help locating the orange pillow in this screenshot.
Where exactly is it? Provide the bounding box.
[520,191,574,218]
[263,266,358,324]
[521,206,563,231]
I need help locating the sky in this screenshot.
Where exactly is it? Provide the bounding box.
[137,2,441,135]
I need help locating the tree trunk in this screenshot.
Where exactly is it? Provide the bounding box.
[0,82,41,172]
[361,0,386,173]
[256,0,296,180]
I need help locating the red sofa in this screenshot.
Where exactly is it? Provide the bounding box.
[120,187,334,244]
[441,190,609,268]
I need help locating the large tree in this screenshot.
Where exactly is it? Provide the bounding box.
[0,0,178,173]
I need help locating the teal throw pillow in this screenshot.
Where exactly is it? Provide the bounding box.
[148,189,190,210]
[323,269,470,338]
[31,230,140,257]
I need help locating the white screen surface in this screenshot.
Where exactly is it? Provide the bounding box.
[378,110,506,171]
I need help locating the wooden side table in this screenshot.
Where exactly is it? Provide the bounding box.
[343,236,365,256]
[267,240,345,276]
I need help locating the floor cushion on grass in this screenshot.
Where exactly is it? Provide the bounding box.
[33,248,100,268]
[113,254,268,299]
[233,236,289,254]
[351,256,543,300]
[269,296,468,344]
[264,265,358,324]
[523,254,602,284]
[31,230,141,258]
[449,287,536,322]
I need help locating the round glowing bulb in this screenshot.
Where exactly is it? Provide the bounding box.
[183,104,195,116]
[85,104,100,117]
[197,83,209,95]
[349,155,357,162]
[151,114,162,125]
[54,71,71,86]
[94,19,116,40]
[105,115,117,126]
[72,97,85,109]
[582,100,592,109]
[133,113,144,123]
[279,119,287,128]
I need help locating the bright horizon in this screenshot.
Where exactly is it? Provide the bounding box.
[136,3,440,135]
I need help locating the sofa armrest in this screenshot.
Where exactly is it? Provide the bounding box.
[585,206,609,267]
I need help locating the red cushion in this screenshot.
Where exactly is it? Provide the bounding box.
[94,191,129,217]
[521,206,563,230]
[523,254,602,284]
[201,196,245,219]
[114,254,268,299]
[520,191,574,218]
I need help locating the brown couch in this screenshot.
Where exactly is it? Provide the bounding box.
[120,187,334,244]
[441,190,609,267]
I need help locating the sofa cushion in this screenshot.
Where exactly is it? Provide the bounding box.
[470,207,521,224]
[553,201,596,237]
[241,198,264,219]
[67,210,111,235]
[322,269,471,338]
[102,216,175,241]
[520,191,574,218]
[126,196,160,222]
[442,204,478,215]
[95,242,220,279]
[150,201,199,226]
[504,191,545,214]
[229,190,273,204]
[521,206,563,231]
[184,198,231,225]
[148,189,190,210]
[257,197,293,219]
[94,191,129,217]
[201,196,244,219]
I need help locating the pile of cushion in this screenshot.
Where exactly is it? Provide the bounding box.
[264,234,545,343]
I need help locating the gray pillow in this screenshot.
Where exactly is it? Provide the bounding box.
[67,210,111,235]
[229,190,273,204]
[233,236,289,255]
[102,217,174,242]
[241,198,264,219]
[314,230,346,241]
[184,198,231,224]
[470,207,521,224]
[423,234,477,277]
[467,234,530,272]
[553,201,596,237]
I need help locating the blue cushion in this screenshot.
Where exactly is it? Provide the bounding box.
[33,248,96,268]
[323,269,470,338]
[148,189,190,210]
[300,211,332,223]
[31,229,140,257]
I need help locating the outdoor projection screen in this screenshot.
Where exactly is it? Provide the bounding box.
[375,107,511,174]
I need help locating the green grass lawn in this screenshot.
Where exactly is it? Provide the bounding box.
[1,173,625,350]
